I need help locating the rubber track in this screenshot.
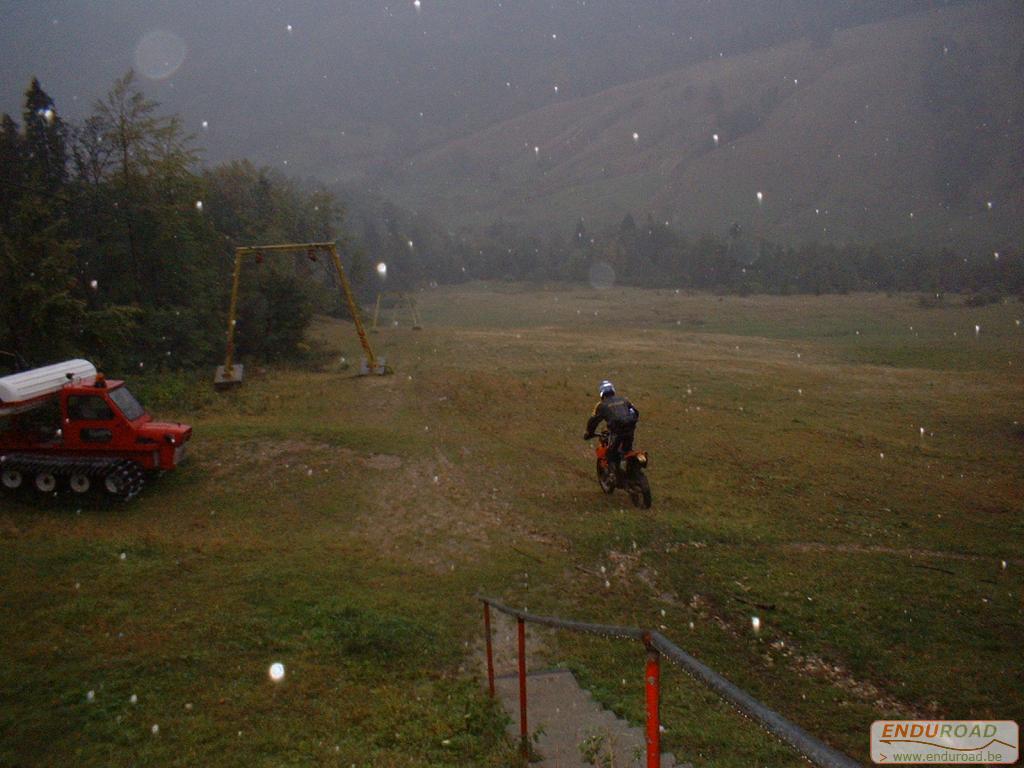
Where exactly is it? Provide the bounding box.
[105,459,146,501]
[0,453,146,500]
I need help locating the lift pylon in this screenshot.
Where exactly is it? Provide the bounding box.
[371,291,423,331]
[214,241,388,389]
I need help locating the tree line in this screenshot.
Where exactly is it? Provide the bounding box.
[343,208,1021,301]
[532,214,1022,298]
[1,73,347,376]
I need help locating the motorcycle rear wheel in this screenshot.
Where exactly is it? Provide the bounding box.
[629,473,652,509]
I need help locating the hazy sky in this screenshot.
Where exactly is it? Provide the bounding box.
[1,1,967,165]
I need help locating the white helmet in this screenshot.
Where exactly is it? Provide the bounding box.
[598,380,615,397]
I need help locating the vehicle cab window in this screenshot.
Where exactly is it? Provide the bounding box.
[109,387,145,421]
[67,395,114,421]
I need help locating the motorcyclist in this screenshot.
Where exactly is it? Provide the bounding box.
[584,380,639,479]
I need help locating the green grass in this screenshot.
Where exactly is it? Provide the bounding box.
[2,285,1022,766]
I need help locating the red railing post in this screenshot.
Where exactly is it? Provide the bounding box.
[476,598,860,768]
[644,636,661,768]
[483,601,495,698]
[517,616,529,757]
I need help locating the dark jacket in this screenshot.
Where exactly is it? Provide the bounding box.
[587,395,639,435]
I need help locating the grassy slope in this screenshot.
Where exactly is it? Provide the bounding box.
[385,1,1024,248]
[2,286,1023,766]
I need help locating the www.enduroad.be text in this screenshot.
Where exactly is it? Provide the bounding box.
[889,750,1008,763]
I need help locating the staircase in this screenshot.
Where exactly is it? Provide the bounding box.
[493,668,688,767]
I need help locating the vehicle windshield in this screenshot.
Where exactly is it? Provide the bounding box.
[109,386,146,421]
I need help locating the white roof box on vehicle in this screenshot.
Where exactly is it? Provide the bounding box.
[0,359,97,416]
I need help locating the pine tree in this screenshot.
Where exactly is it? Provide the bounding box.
[0,83,83,364]
[22,78,67,195]
[0,114,26,231]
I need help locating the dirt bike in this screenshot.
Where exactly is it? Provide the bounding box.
[588,430,652,509]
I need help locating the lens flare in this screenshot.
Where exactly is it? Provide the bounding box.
[135,30,187,80]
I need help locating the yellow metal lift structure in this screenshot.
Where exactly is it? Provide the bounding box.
[371,292,423,332]
[214,241,388,388]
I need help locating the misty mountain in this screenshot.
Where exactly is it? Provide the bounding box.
[380,1,1024,249]
[1,0,1019,247]
[1,1,972,168]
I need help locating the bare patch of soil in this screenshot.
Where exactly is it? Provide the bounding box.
[204,439,336,479]
[351,449,509,571]
[359,453,402,470]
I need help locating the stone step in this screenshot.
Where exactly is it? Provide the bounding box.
[493,669,691,768]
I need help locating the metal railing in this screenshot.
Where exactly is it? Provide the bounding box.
[479,596,860,768]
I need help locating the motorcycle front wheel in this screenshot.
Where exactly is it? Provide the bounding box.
[596,461,616,494]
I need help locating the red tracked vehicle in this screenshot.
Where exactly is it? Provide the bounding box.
[0,360,192,500]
